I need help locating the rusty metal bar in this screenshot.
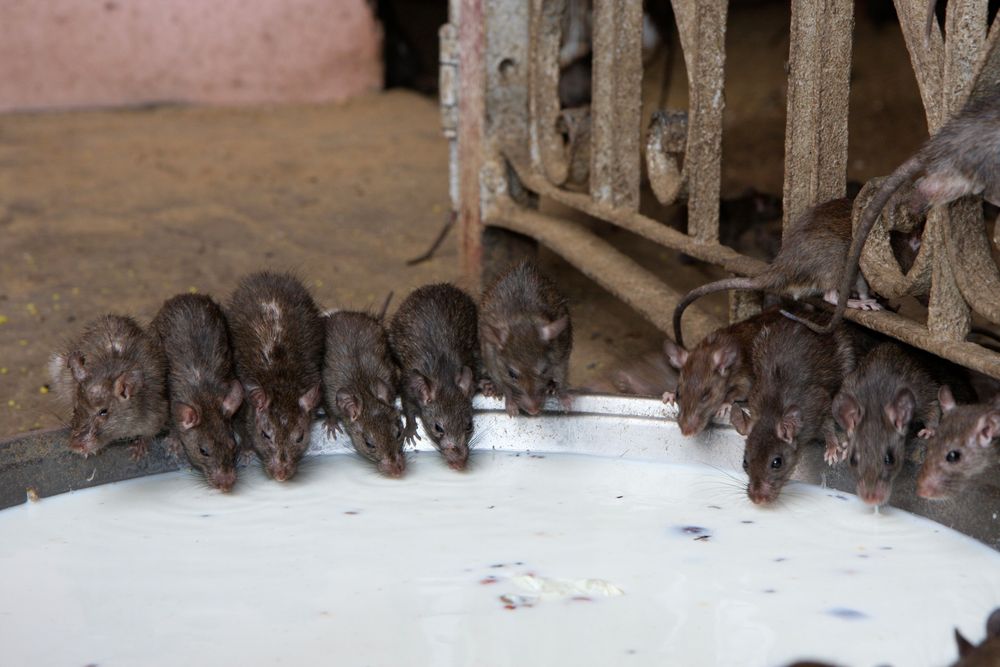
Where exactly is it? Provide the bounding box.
[457,0,487,285]
[589,0,643,210]
[529,0,569,186]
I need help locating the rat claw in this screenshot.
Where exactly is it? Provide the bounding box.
[662,391,676,405]
[504,398,520,418]
[238,448,256,466]
[558,392,573,412]
[479,378,498,398]
[847,297,882,311]
[823,438,847,466]
[325,418,341,439]
[129,438,150,462]
[715,403,732,420]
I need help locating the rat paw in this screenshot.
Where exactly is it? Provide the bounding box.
[715,403,732,420]
[823,439,847,466]
[662,391,676,405]
[918,428,935,439]
[505,399,521,418]
[129,438,150,462]
[238,449,256,466]
[325,419,342,439]
[847,297,882,311]
[479,379,499,398]
[558,392,573,412]
[164,436,183,459]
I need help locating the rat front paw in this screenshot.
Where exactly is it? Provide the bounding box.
[164,435,183,459]
[823,439,847,466]
[715,403,732,420]
[129,438,150,462]
[504,398,521,418]
[662,391,676,405]
[846,297,882,311]
[479,378,499,398]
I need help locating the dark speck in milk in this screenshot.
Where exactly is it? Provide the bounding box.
[200,514,211,518]
[827,493,849,501]
[826,607,868,620]
[774,557,787,562]
[740,520,754,524]
[763,589,777,594]
[344,510,360,515]
[707,505,722,510]
[679,526,709,536]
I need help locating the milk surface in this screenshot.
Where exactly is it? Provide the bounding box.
[0,451,997,666]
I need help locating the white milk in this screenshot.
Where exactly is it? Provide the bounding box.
[0,451,997,667]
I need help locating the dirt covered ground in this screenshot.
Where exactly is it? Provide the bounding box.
[0,4,925,437]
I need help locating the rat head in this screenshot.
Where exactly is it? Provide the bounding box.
[665,336,741,437]
[743,405,803,505]
[66,353,150,457]
[174,380,244,492]
[481,314,569,416]
[835,388,912,506]
[917,386,1000,500]
[246,383,321,482]
[954,607,1000,660]
[409,366,475,471]
[337,380,406,477]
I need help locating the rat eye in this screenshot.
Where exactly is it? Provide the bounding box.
[295,433,304,444]
[434,423,444,435]
[98,408,109,417]
[770,456,783,470]
[465,420,474,433]
[849,452,858,467]
[261,430,272,441]
[742,456,748,472]
[507,367,520,380]
[364,437,375,450]
[198,446,210,457]
[883,450,895,466]
[946,450,961,463]
[701,391,710,402]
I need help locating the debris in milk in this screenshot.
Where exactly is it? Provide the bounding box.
[512,573,624,599]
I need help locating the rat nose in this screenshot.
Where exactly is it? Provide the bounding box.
[379,453,406,478]
[211,470,237,493]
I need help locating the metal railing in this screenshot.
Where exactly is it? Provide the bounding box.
[441,0,1000,378]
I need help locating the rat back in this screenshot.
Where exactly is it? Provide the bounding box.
[49,314,168,456]
[768,198,853,295]
[479,260,572,416]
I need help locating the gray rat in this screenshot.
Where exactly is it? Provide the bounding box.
[951,608,1000,667]
[324,310,406,477]
[663,307,785,437]
[917,386,1000,500]
[831,342,974,506]
[49,314,168,459]
[480,260,572,416]
[151,294,244,492]
[740,315,861,505]
[672,198,879,348]
[790,87,1000,334]
[227,272,324,482]
[389,284,478,471]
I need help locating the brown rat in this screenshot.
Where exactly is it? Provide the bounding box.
[227,272,324,482]
[151,294,243,492]
[951,608,1000,667]
[672,198,879,347]
[832,342,974,506]
[479,260,572,416]
[740,315,861,505]
[790,87,1000,334]
[663,307,785,437]
[389,284,478,471]
[917,386,1000,500]
[583,345,679,398]
[49,314,168,459]
[324,310,406,477]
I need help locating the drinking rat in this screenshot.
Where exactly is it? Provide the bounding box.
[740,315,861,505]
[951,608,1000,667]
[480,260,572,416]
[324,310,406,477]
[151,294,244,492]
[227,272,324,482]
[672,198,879,348]
[789,87,1000,334]
[389,284,478,471]
[831,342,974,506]
[917,386,1000,500]
[663,307,785,437]
[49,314,168,459]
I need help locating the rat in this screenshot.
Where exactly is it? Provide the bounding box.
[788,86,1000,334]
[831,342,974,506]
[672,198,879,348]
[663,307,785,437]
[951,608,1000,667]
[49,314,168,459]
[324,310,407,477]
[739,315,861,505]
[583,344,679,397]
[227,272,324,482]
[151,294,244,492]
[917,386,1000,500]
[389,284,478,471]
[479,260,572,416]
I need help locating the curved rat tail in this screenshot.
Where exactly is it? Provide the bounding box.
[673,277,759,347]
[783,156,924,334]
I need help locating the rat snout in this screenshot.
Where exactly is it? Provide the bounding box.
[857,481,888,506]
[210,469,237,493]
[747,482,775,505]
[518,395,544,416]
[68,433,99,458]
[678,412,704,437]
[378,452,407,478]
[441,441,469,471]
[916,471,945,500]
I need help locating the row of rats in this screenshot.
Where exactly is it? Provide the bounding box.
[672,198,880,349]
[789,85,1000,334]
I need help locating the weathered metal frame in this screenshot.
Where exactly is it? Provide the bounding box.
[440,0,1000,378]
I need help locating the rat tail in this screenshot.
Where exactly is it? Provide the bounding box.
[784,156,924,334]
[673,277,759,347]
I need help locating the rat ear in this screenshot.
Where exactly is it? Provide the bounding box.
[456,366,475,397]
[537,315,569,343]
[954,629,975,658]
[938,385,957,414]
[481,321,510,349]
[113,369,143,401]
[987,608,1000,639]
[711,342,739,377]
[222,380,244,417]
[776,406,802,445]
[375,379,394,405]
[663,340,688,369]
[247,385,270,412]
[832,392,862,435]
[174,403,200,430]
[730,406,753,436]
[409,372,435,405]
[68,353,88,383]
[298,384,322,412]
[974,412,1000,448]
[336,390,362,422]
[885,388,916,435]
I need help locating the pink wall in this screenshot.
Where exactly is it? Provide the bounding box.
[0,0,383,112]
